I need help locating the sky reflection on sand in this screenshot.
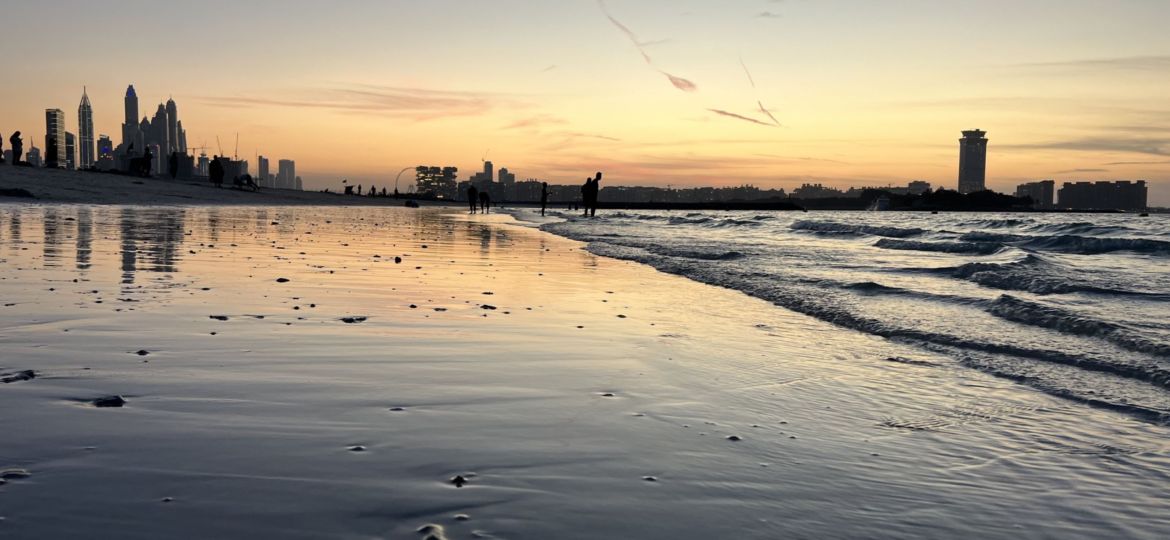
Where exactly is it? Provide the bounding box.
[1,205,1169,539]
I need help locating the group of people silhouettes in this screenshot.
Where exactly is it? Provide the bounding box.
[581,172,602,217]
[2,132,24,166]
[465,172,602,217]
[467,185,492,214]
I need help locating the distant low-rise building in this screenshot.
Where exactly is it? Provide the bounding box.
[1058,180,1147,211]
[793,183,846,199]
[1015,180,1055,209]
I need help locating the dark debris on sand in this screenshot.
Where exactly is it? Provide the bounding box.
[1,370,36,384]
[91,395,127,408]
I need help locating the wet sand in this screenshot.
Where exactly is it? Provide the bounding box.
[1,204,1169,539]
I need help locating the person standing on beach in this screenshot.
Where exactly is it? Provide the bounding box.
[581,177,593,217]
[10,132,23,165]
[590,172,603,217]
[468,185,479,214]
[540,182,549,216]
[1,132,4,164]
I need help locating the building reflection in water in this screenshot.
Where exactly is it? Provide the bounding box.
[76,208,92,271]
[119,207,187,285]
[42,208,62,268]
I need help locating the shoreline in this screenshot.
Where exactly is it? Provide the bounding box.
[1,204,1168,538]
[0,166,449,207]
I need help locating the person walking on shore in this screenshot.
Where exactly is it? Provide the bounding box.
[540,182,549,216]
[1,132,4,164]
[468,185,479,214]
[10,132,23,165]
[479,191,491,214]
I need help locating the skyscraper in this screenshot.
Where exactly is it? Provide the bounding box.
[78,87,95,169]
[45,108,67,168]
[122,85,139,149]
[957,129,988,194]
[257,156,270,188]
[484,160,494,183]
[65,132,76,170]
[165,98,179,154]
[176,121,187,154]
[278,160,296,189]
[151,103,170,169]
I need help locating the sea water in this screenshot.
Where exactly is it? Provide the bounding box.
[537,210,1170,422]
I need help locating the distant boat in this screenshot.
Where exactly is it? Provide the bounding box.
[867,196,891,211]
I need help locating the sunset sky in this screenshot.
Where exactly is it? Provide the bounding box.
[3,0,1168,203]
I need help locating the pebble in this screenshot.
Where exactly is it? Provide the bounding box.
[276,278,290,283]
[91,395,127,408]
[209,315,229,321]
[453,514,470,521]
[449,475,469,488]
[0,469,32,480]
[136,350,150,356]
[348,445,367,452]
[642,476,658,482]
[727,435,743,441]
[416,524,450,540]
[340,316,368,324]
[1,370,36,384]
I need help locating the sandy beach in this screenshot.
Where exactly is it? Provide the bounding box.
[1,203,1168,539]
[0,166,424,206]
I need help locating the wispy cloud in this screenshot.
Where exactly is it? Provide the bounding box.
[1105,160,1170,166]
[197,84,512,120]
[1018,55,1170,72]
[1056,168,1109,174]
[503,114,568,130]
[756,11,782,18]
[1001,138,1170,156]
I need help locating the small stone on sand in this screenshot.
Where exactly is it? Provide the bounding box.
[727,435,743,441]
[0,469,32,480]
[91,395,127,408]
[136,350,150,356]
[1,370,36,383]
[276,278,290,283]
[449,475,469,488]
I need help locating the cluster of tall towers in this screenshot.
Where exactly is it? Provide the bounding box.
[117,85,188,173]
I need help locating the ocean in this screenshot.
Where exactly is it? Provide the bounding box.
[533,209,1170,423]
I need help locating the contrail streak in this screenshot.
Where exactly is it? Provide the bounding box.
[757,100,781,126]
[663,71,698,92]
[739,56,757,89]
[740,56,781,126]
[708,109,775,127]
[599,0,697,92]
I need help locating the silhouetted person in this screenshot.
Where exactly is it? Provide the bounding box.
[369,185,376,197]
[209,156,224,188]
[0,132,4,164]
[242,174,259,192]
[10,131,23,165]
[468,185,479,214]
[356,184,362,196]
[131,147,154,177]
[540,182,549,216]
[381,187,387,197]
[581,177,594,217]
[479,191,491,214]
[168,152,178,179]
[590,172,603,217]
